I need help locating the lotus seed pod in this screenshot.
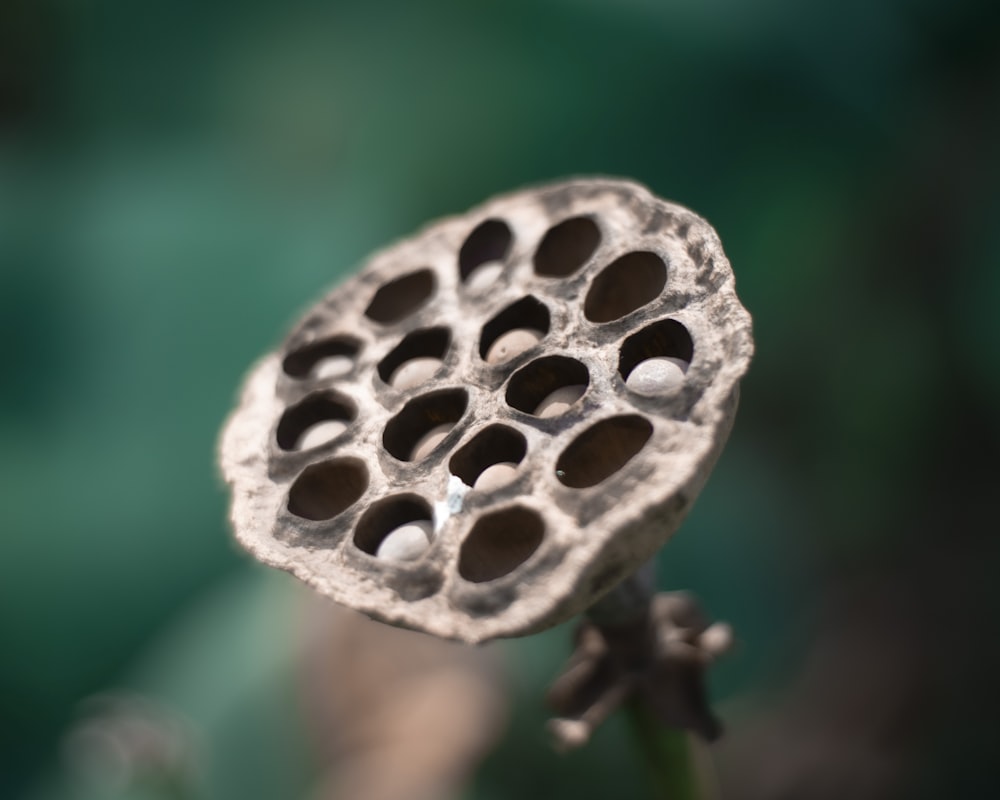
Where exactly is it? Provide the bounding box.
[389,357,442,390]
[376,521,433,562]
[625,356,689,395]
[219,177,754,643]
[472,462,520,491]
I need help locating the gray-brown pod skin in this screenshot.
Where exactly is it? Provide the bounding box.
[219,178,754,643]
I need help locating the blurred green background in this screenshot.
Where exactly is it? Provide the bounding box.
[2,0,998,797]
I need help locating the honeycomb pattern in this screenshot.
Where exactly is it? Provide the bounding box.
[220,178,754,643]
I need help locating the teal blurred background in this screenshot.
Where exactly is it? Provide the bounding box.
[2,0,998,797]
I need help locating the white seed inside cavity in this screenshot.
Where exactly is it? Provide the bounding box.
[297,420,348,450]
[465,260,504,292]
[625,357,689,394]
[410,423,453,460]
[376,520,432,561]
[485,328,543,364]
[473,462,520,491]
[534,384,586,418]
[389,357,442,390]
[312,355,353,380]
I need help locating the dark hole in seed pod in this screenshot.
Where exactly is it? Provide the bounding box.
[619,319,694,380]
[377,327,450,385]
[449,425,527,487]
[459,506,544,582]
[533,216,601,277]
[353,494,433,556]
[382,388,468,461]
[459,218,513,284]
[287,458,368,520]
[282,336,360,379]
[556,415,653,488]
[584,251,666,322]
[364,269,436,324]
[506,356,589,416]
[276,391,356,451]
[479,296,550,362]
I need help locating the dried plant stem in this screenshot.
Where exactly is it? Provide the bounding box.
[593,569,709,800]
[587,562,715,800]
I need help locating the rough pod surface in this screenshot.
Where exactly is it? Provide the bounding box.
[219,178,754,643]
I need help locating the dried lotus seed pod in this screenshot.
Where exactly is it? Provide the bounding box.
[219,177,753,643]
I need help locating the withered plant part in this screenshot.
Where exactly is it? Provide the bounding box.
[219,177,752,642]
[547,584,734,751]
[219,179,752,781]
